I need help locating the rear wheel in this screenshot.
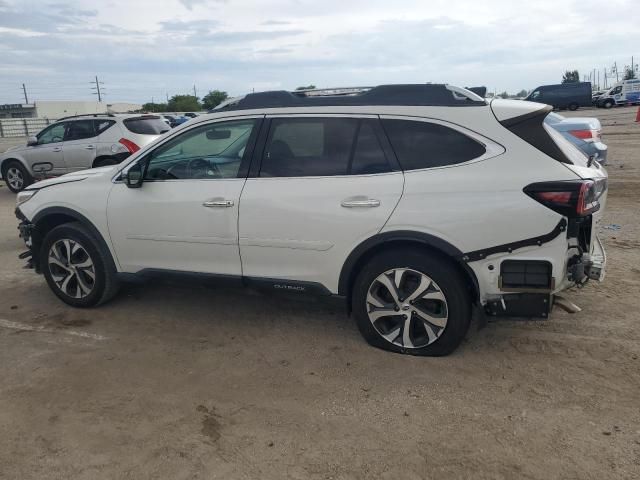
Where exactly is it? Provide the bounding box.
[41,222,119,307]
[603,100,614,109]
[568,103,579,111]
[2,161,32,193]
[352,249,471,356]
[93,157,119,168]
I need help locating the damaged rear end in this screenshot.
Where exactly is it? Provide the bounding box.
[484,100,608,317]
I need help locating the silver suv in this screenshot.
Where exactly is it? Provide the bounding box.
[1,114,170,192]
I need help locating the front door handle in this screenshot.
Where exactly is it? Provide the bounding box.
[84,145,95,150]
[341,198,381,208]
[52,147,62,152]
[203,199,234,208]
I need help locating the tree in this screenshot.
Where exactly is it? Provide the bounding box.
[516,89,528,97]
[141,102,168,113]
[623,66,637,80]
[295,85,316,90]
[202,90,229,110]
[498,91,510,99]
[167,94,200,112]
[562,70,580,83]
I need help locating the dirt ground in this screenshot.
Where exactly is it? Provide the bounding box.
[0,107,639,480]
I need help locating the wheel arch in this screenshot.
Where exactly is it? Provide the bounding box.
[32,207,118,271]
[0,157,28,175]
[338,231,480,305]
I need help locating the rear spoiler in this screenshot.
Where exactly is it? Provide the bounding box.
[492,101,571,164]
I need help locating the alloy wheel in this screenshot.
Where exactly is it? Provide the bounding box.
[48,239,96,299]
[366,268,448,349]
[6,167,24,190]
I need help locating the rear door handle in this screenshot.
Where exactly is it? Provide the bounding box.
[203,199,234,208]
[84,145,95,150]
[52,147,62,152]
[341,198,381,208]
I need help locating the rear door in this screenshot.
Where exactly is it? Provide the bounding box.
[62,120,97,171]
[238,115,404,293]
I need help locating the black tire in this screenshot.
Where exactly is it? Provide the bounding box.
[568,103,579,111]
[2,160,33,193]
[603,100,614,109]
[40,222,120,307]
[93,157,118,168]
[351,249,471,356]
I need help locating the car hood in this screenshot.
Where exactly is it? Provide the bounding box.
[27,166,117,190]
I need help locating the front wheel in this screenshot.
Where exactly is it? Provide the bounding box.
[2,161,32,193]
[352,249,471,356]
[41,222,119,307]
[568,103,579,111]
[603,100,614,109]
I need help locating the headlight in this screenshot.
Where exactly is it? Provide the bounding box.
[16,189,37,206]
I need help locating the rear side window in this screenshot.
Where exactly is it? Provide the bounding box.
[64,120,95,141]
[94,119,115,135]
[382,119,486,171]
[123,116,170,135]
[260,118,391,177]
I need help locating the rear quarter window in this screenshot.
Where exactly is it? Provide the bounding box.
[123,117,170,135]
[381,119,486,170]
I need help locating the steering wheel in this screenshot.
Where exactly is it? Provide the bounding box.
[188,158,220,179]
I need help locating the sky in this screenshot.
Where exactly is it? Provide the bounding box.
[0,0,638,104]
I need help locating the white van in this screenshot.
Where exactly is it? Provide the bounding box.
[596,79,640,108]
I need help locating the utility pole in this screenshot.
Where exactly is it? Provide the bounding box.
[91,75,105,102]
[193,84,197,98]
[614,62,619,82]
[22,83,29,104]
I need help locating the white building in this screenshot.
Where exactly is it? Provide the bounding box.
[0,101,142,119]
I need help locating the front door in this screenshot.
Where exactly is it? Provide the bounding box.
[25,122,67,175]
[62,120,97,171]
[106,116,262,275]
[238,115,404,293]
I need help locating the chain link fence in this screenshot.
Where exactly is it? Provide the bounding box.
[0,118,57,138]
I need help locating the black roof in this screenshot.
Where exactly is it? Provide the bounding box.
[213,84,486,112]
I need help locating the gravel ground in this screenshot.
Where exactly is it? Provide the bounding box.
[0,107,639,479]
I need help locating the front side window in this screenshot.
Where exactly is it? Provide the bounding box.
[144,119,257,180]
[64,120,95,141]
[382,119,486,171]
[260,118,391,177]
[37,123,66,145]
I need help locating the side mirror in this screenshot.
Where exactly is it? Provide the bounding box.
[124,162,144,188]
[27,136,38,146]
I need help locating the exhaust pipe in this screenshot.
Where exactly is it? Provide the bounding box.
[553,294,582,314]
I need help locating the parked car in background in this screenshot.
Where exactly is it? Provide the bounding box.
[544,112,607,164]
[524,82,591,110]
[183,112,199,118]
[14,84,608,356]
[596,79,640,108]
[172,115,190,127]
[592,90,606,105]
[1,114,170,192]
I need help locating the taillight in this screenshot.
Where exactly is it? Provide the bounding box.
[119,138,140,154]
[569,129,600,143]
[524,179,606,217]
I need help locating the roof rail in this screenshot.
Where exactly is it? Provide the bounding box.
[56,113,116,121]
[213,84,486,112]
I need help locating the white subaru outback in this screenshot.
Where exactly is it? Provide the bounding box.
[14,85,608,356]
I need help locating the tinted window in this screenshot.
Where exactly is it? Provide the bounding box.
[382,119,486,170]
[260,118,390,177]
[351,122,389,175]
[94,119,115,135]
[145,119,257,180]
[124,116,170,135]
[37,123,66,145]
[64,120,95,141]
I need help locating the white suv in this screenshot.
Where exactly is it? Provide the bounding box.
[1,114,170,192]
[14,85,608,356]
